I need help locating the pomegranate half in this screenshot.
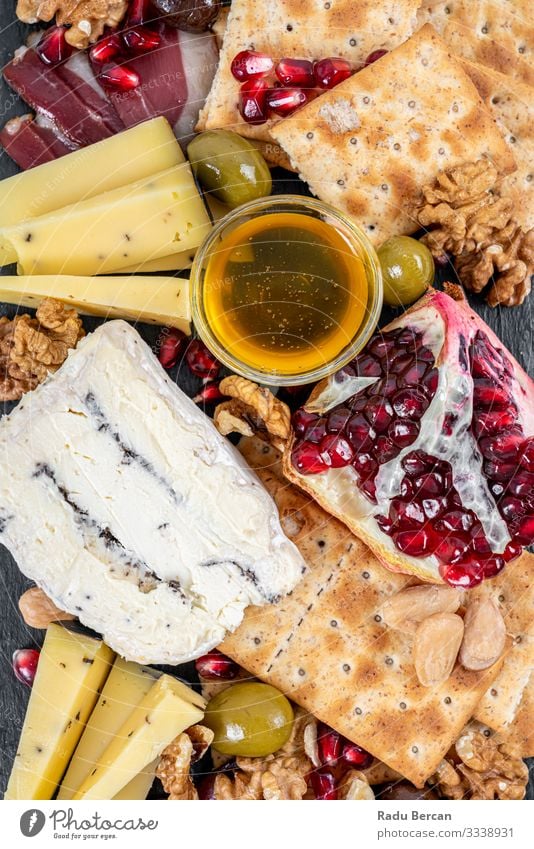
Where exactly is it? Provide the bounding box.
[284,287,534,587]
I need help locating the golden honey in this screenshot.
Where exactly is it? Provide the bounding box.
[203,212,369,376]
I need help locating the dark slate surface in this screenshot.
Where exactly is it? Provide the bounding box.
[0,0,532,800]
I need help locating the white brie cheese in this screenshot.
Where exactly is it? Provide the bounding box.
[0,321,305,664]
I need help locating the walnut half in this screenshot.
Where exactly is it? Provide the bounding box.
[417,159,533,307]
[16,1,128,48]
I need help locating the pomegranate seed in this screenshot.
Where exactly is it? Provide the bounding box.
[305,417,328,444]
[502,542,522,562]
[342,742,373,769]
[185,340,221,380]
[364,49,388,66]
[292,409,318,436]
[157,328,187,369]
[318,723,342,765]
[196,774,217,799]
[275,57,314,88]
[499,495,523,521]
[239,78,269,124]
[473,379,510,409]
[347,414,374,451]
[482,556,506,578]
[195,650,239,681]
[319,434,354,468]
[389,352,414,374]
[389,498,425,528]
[314,57,352,89]
[98,63,140,91]
[360,477,377,501]
[376,514,394,535]
[127,0,150,24]
[369,375,398,397]
[327,407,351,433]
[520,437,534,472]
[193,383,224,405]
[292,441,331,475]
[123,26,161,54]
[90,34,123,64]
[392,388,428,420]
[394,528,439,556]
[231,50,274,82]
[479,431,523,461]
[388,419,419,448]
[442,561,484,589]
[413,471,447,497]
[484,458,516,480]
[506,471,534,498]
[353,353,382,377]
[402,451,433,477]
[421,496,448,520]
[434,533,470,564]
[373,435,397,463]
[13,648,39,686]
[421,368,439,395]
[352,453,377,477]
[310,768,337,800]
[436,510,474,533]
[365,397,393,432]
[401,360,430,385]
[513,515,534,546]
[36,26,74,66]
[368,335,396,358]
[266,86,308,116]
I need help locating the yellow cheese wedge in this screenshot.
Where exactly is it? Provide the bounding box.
[5,624,114,800]
[0,164,212,276]
[0,275,191,332]
[117,251,195,274]
[0,118,184,266]
[58,657,159,800]
[73,675,205,800]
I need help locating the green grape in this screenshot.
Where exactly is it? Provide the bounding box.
[378,236,435,307]
[203,682,294,757]
[187,130,272,209]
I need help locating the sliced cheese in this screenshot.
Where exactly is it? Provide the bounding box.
[117,251,195,274]
[112,760,158,801]
[73,674,205,800]
[5,624,114,800]
[58,657,159,800]
[0,275,191,333]
[0,164,212,276]
[0,118,184,266]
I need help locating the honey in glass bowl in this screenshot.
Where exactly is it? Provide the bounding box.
[191,196,383,386]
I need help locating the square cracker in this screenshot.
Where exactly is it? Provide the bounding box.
[473,552,534,732]
[417,1,534,86]
[460,59,534,230]
[271,25,516,244]
[221,438,503,787]
[197,0,422,143]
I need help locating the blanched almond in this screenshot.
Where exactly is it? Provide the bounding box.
[381,585,464,634]
[19,587,75,629]
[459,597,506,671]
[413,612,464,687]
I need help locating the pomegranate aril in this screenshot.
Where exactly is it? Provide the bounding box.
[36,26,74,66]
[98,63,140,91]
[157,328,187,369]
[388,419,419,448]
[389,497,424,528]
[394,528,439,556]
[310,768,337,800]
[368,335,395,358]
[389,352,413,374]
[400,360,430,385]
[327,407,351,433]
[318,724,342,764]
[13,648,40,686]
[127,0,150,24]
[275,57,314,87]
[520,437,534,472]
[292,409,318,436]
[402,451,433,477]
[482,556,506,578]
[319,434,354,468]
[305,417,328,444]
[195,650,240,681]
[471,526,492,555]
[352,353,382,377]
[434,533,470,564]
[512,515,534,546]
[392,388,428,420]
[422,496,448,520]
[185,339,221,380]
[352,453,377,477]
[376,514,394,535]
[266,86,308,116]
[479,431,523,461]
[499,495,523,521]
[503,542,522,562]
[231,50,274,82]
[364,49,388,66]
[342,743,373,769]
[90,34,123,64]
[364,397,393,432]
[373,435,397,464]
[314,57,352,89]
[436,510,474,533]
[239,78,269,124]
[123,26,161,54]
[193,383,224,405]
[505,471,534,498]
[292,441,331,475]
[369,375,398,397]
[413,471,448,497]
[473,379,510,409]
[421,368,439,396]
[483,459,516,480]
[347,414,374,451]
[442,560,484,589]
[360,476,377,502]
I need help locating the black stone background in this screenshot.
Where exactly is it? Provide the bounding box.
[0,0,531,800]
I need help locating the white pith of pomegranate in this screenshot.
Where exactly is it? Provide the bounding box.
[289,290,534,588]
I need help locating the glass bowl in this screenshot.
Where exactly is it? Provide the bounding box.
[190,194,383,386]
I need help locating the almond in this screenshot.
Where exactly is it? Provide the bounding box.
[413,612,464,687]
[19,587,75,629]
[459,597,506,671]
[381,585,464,634]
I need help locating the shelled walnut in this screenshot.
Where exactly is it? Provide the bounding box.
[0,299,84,402]
[156,725,214,800]
[214,376,291,451]
[417,159,534,307]
[16,1,128,48]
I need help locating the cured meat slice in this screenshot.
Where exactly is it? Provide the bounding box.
[0,114,75,170]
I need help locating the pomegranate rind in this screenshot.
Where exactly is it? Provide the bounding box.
[283,287,534,584]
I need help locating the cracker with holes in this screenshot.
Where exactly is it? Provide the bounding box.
[271,24,516,244]
[220,437,503,787]
[197,0,422,145]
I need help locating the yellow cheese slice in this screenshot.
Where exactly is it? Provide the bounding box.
[0,164,212,276]
[117,251,195,274]
[58,657,159,800]
[0,118,184,266]
[73,675,205,800]
[5,624,114,800]
[0,275,191,333]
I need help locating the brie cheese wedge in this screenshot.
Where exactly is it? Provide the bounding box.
[0,321,304,664]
